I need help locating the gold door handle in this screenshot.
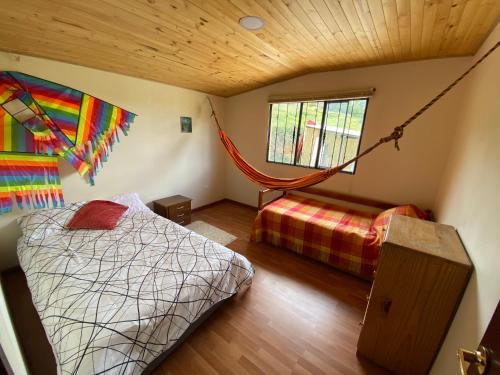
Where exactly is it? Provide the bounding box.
[457,345,488,375]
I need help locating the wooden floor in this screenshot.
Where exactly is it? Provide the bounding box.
[2,200,388,375]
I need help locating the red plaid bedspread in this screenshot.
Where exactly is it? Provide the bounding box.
[251,194,382,279]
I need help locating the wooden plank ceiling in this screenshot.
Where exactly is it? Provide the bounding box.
[0,0,498,97]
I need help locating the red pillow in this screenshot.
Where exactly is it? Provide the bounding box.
[66,200,128,230]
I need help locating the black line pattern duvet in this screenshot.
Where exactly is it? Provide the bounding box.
[17,204,254,374]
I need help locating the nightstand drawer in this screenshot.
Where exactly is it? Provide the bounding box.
[171,212,191,225]
[168,202,190,217]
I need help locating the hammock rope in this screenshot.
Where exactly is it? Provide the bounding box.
[209,41,499,191]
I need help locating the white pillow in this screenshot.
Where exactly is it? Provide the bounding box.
[110,192,150,215]
[17,203,84,241]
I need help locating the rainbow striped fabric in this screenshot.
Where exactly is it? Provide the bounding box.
[0,153,63,214]
[0,71,136,214]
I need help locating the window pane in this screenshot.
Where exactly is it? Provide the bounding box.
[267,98,368,173]
[296,101,324,168]
[317,101,348,169]
[317,99,366,171]
[267,102,300,164]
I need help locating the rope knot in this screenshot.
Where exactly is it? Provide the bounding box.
[380,126,405,151]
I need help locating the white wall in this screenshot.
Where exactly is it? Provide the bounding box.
[0,281,28,375]
[430,24,500,374]
[224,41,500,373]
[0,52,227,270]
[0,52,228,374]
[0,24,498,374]
[224,56,472,209]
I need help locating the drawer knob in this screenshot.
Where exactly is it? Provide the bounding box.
[381,298,392,315]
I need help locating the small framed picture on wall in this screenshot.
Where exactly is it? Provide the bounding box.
[180,116,192,133]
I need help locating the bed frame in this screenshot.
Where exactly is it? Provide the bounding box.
[254,188,400,280]
[142,298,228,374]
[258,187,397,211]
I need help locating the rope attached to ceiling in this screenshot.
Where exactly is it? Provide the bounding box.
[208,41,500,191]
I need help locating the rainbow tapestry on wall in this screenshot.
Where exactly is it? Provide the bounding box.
[0,71,136,214]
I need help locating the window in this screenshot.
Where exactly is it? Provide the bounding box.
[266,97,369,174]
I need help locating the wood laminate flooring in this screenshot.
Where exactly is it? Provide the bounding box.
[2,200,388,375]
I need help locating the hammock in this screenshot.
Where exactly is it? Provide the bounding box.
[209,41,499,191]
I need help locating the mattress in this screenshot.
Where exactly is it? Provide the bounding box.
[17,204,254,374]
[252,194,380,278]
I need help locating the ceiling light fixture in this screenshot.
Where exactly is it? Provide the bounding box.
[239,16,265,31]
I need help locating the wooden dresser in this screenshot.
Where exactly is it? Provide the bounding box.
[357,215,472,375]
[153,195,192,225]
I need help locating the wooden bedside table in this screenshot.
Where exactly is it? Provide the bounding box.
[153,195,192,225]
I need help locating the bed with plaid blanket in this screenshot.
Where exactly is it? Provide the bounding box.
[252,194,381,279]
[17,204,254,374]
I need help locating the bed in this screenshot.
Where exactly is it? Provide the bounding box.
[16,202,254,375]
[252,192,427,279]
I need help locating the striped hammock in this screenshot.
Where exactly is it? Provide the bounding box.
[208,41,499,191]
[0,72,136,214]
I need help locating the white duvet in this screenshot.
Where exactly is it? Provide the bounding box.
[17,204,254,374]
